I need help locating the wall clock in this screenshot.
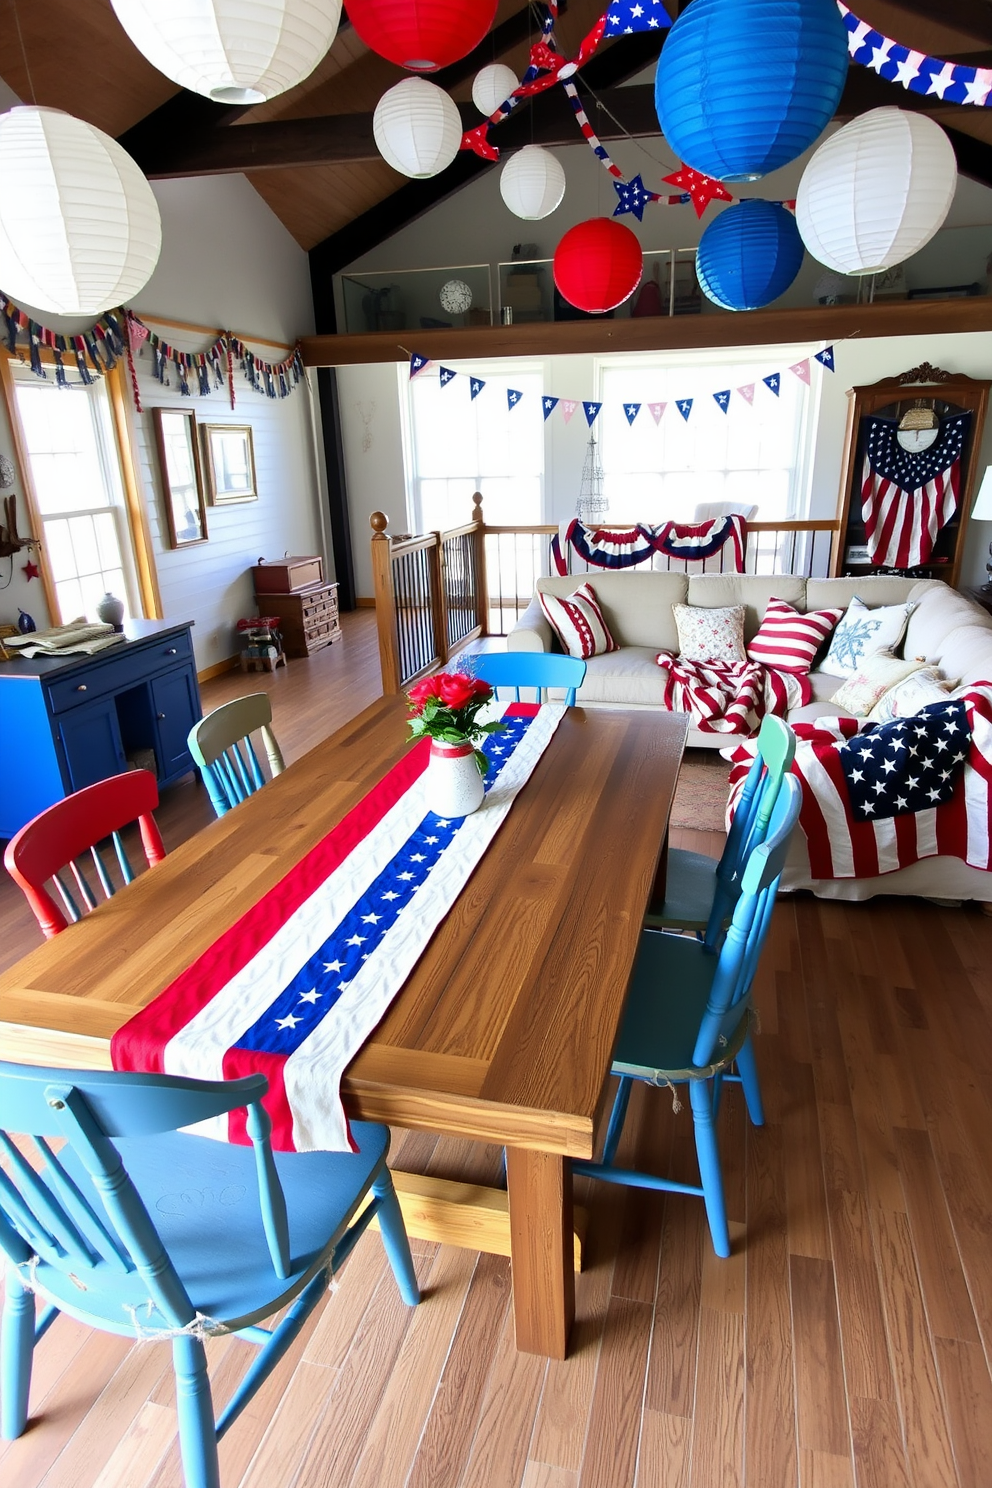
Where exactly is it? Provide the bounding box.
[832,364,990,588]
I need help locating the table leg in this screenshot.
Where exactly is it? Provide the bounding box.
[505,1148,575,1359]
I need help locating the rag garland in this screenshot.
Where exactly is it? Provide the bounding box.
[655,655,809,735]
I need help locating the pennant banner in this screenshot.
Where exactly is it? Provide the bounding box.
[583,400,602,426]
[439,366,456,386]
[551,515,748,575]
[840,3,992,108]
[543,395,559,419]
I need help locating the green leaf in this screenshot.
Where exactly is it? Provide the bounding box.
[474,748,490,777]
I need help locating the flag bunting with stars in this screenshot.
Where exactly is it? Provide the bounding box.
[676,398,693,421]
[439,366,456,387]
[839,3,992,108]
[623,402,641,426]
[543,396,559,420]
[583,400,602,426]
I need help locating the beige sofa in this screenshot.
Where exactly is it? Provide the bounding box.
[508,572,992,904]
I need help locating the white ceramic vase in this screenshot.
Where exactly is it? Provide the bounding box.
[96,591,125,629]
[426,739,485,817]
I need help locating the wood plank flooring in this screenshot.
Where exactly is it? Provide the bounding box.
[3,608,992,1487]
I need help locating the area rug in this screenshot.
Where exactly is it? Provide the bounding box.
[670,749,732,831]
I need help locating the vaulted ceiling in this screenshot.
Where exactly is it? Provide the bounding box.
[3,0,992,273]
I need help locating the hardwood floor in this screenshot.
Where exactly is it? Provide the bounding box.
[3,609,992,1487]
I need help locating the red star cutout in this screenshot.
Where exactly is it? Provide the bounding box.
[661,163,733,219]
[22,558,40,581]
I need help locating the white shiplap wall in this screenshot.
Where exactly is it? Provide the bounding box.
[131,343,325,670]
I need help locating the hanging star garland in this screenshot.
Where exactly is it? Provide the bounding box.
[612,174,661,221]
[661,164,734,219]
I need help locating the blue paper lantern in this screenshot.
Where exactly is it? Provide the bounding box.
[696,200,805,311]
[655,0,849,181]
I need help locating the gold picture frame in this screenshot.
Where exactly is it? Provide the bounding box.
[202,423,258,504]
[152,408,208,548]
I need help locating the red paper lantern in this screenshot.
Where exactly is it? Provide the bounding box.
[347,0,498,72]
[553,218,644,315]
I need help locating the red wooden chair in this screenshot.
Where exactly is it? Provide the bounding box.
[4,771,166,939]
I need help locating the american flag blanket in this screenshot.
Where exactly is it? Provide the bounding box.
[656,655,808,735]
[112,703,565,1152]
[861,413,970,570]
[724,688,992,878]
[551,515,747,575]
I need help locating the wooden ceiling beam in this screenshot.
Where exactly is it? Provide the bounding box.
[880,0,992,50]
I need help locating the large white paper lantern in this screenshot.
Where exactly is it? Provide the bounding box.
[373,78,462,178]
[796,108,956,275]
[500,146,566,220]
[472,63,518,117]
[109,0,343,103]
[0,107,162,316]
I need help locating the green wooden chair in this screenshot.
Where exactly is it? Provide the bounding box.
[187,694,286,818]
[647,715,796,942]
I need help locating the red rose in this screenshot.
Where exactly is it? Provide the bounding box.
[471,678,493,701]
[437,672,478,711]
[407,675,444,711]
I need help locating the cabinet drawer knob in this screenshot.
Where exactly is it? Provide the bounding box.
[165,647,177,655]
[75,684,88,692]
[157,712,166,720]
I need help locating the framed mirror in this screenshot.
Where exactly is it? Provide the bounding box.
[153,408,208,548]
[202,423,257,504]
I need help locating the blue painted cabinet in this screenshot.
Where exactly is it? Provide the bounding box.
[0,620,201,839]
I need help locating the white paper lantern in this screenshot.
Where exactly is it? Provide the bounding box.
[109,0,343,103]
[0,107,162,316]
[796,108,956,275]
[499,145,566,220]
[373,78,462,179]
[472,63,518,117]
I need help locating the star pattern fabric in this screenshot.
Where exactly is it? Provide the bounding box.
[235,713,537,1058]
[839,3,992,107]
[838,701,969,822]
[864,415,968,492]
[661,163,733,219]
[612,174,660,221]
[605,0,672,34]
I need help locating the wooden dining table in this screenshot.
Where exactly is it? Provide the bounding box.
[0,695,687,1358]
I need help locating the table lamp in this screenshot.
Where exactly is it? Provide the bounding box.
[974,466,992,591]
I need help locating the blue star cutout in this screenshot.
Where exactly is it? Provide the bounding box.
[612,174,658,222]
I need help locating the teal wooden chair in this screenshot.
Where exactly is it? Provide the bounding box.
[646,715,796,941]
[0,1063,419,1488]
[469,652,587,706]
[188,693,286,818]
[574,775,802,1259]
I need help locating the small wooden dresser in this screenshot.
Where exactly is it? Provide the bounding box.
[251,555,340,658]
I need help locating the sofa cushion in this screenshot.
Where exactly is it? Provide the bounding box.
[536,571,687,651]
[830,653,923,716]
[868,667,958,723]
[941,625,992,688]
[577,646,672,705]
[747,597,844,673]
[538,582,617,659]
[818,596,914,677]
[789,700,859,725]
[804,576,923,611]
[809,670,845,701]
[686,573,806,641]
[904,586,992,664]
[673,603,746,664]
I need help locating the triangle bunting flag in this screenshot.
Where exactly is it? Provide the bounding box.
[676,398,693,421]
[410,353,429,378]
[583,401,602,427]
[560,399,578,424]
[507,388,522,410]
[737,383,755,404]
[763,373,780,397]
[469,377,485,400]
[623,402,641,426]
[542,396,559,420]
[713,389,730,413]
[789,359,811,384]
[648,402,666,424]
[814,345,835,372]
[438,366,456,387]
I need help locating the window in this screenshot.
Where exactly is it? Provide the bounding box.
[13,373,138,624]
[404,363,545,531]
[598,348,819,524]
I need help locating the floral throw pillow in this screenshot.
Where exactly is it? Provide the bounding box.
[538,581,617,660]
[817,596,915,678]
[673,603,747,666]
[868,667,960,724]
[830,652,923,717]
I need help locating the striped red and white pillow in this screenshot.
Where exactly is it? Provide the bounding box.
[746,597,844,675]
[538,582,617,660]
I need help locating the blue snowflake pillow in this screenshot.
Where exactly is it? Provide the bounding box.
[818,596,914,679]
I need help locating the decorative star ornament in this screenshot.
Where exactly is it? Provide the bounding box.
[22,558,40,581]
[661,163,733,219]
[612,173,660,221]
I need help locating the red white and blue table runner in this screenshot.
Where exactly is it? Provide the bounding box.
[112,702,565,1153]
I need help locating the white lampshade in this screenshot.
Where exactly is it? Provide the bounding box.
[109,0,342,103]
[373,78,462,179]
[0,107,162,316]
[973,466,992,520]
[471,63,518,117]
[499,145,566,220]
[796,108,956,275]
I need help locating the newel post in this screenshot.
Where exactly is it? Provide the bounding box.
[370,511,401,694]
[472,491,489,638]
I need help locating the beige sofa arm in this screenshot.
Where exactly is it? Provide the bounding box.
[507,598,553,653]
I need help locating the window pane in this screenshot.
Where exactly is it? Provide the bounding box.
[15,384,108,514]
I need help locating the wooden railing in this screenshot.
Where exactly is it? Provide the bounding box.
[370,499,840,692]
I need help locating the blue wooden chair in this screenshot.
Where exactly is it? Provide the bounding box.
[468,652,587,706]
[646,715,796,941]
[0,1063,419,1488]
[573,775,802,1259]
[187,693,286,818]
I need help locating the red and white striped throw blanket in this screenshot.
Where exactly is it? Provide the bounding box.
[655,654,809,735]
[723,688,992,878]
[112,703,565,1152]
